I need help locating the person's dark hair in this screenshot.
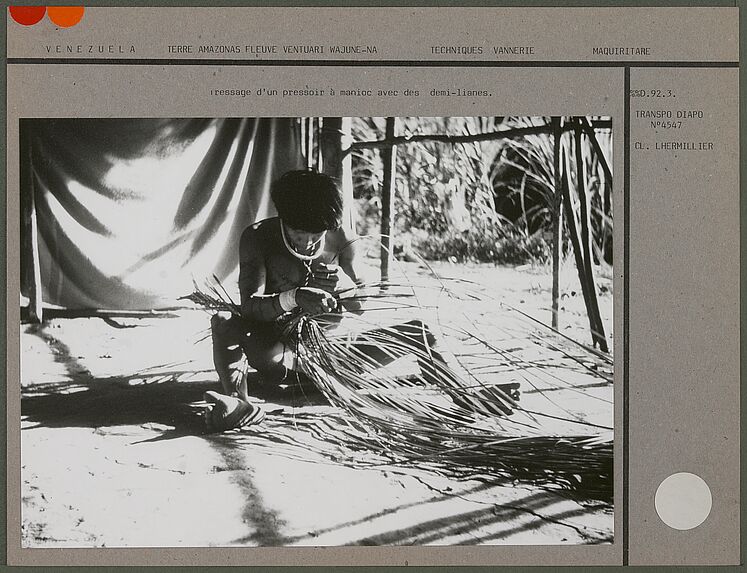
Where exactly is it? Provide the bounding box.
[271,169,343,232]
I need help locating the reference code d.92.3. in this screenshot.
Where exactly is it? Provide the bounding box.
[629,89,676,98]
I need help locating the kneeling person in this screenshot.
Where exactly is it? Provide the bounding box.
[206,169,362,431]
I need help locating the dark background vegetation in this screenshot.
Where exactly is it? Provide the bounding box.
[351,116,613,267]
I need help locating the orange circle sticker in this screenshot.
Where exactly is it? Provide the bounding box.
[9,6,46,26]
[47,6,84,28]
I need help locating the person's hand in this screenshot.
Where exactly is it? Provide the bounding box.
[295,287,338,315]
[307,261,340,293]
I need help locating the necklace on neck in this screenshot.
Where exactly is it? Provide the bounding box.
[280,220,326,261]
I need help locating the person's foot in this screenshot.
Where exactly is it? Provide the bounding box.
[203,390,265,432]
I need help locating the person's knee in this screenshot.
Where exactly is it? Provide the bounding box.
[213,316,291,377]
[210,313,225,329]
[212,312,235,335]
[211,313,229,341]
[211,313,248,344]
[211,314,251,367]
[244,338,286,374]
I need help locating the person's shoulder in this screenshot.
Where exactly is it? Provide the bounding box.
[241,217,279,239]
[240,217,279,252]
[326,225,358,254]
[328,224,357,243]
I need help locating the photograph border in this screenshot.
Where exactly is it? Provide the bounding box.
[2,0,743,570]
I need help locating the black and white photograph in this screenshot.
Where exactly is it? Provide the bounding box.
[20,116,614,547]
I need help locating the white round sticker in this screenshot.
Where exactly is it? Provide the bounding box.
[655,472,712,530]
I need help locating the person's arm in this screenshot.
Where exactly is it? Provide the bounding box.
[238,227,287,321]
[337,234,365,287]
[335,229,365,313]
[239,227,338,320]
[306,228,365,292]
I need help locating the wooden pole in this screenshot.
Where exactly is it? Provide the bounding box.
[346,119,612,155]
[340,118,355,233]
[579,118,613,256]
[578,117,613,189]
[321,117,355,233]
[380,117,397,283]
[306,118,314,169]
[20,124,43,323]
[551,117,562,329]
[316,117,323,169]
[574,119,608,351]
[561,149,604,350]
[300,118,307,165]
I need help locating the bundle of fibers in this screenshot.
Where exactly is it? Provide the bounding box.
[183,275,613,503]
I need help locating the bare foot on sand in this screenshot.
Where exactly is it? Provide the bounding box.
[203,391,265,433]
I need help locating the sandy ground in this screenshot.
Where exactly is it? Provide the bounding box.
[20,261,614,547]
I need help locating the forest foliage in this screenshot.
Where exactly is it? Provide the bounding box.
[350,116,613,266]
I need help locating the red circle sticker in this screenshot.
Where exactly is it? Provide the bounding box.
[9,6,46,26]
